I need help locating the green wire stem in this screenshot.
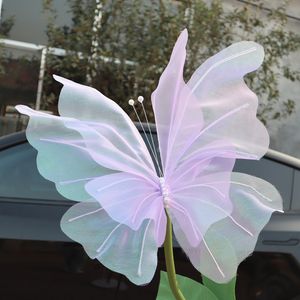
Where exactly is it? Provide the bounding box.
[163,211,186,300]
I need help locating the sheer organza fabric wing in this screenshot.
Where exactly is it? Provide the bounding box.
[178,41,269,170]
[151,29,204,174]
[15,80,157,200]
[167,148,236,247]
[61,201,158,285]
[173,173,282,283]
[85,172,167,245]
[54,75,156,175]
[15,105,113,201]
[151,32,268,177]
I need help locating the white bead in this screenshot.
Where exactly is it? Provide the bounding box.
[128,99,135,106]
[137,96,144,103]
[164,196,170,208]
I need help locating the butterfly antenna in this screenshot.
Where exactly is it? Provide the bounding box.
[129,98,163,177]
[137,96,162,173]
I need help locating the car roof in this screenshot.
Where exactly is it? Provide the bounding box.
[1,126,300,170]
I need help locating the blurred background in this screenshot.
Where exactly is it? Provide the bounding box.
[1,0,300,158]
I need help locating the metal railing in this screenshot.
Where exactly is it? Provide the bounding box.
[0,38,66,110]
[0,38,136,111]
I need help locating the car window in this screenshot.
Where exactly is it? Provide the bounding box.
[0,131,157,202]
[0,143,66,201]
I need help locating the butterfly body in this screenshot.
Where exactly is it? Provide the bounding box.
[158,177,171,209]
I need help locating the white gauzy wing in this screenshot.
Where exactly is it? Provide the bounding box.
[168,155,236,247]
[15,77,158,201]
[151,29,204,174]
[55,75,155,173]
[178,41,269,169]
[173,173,283,283]
[15,106,113,201]
[151,33,267,177]
[85,172,167,244]
[61,201,158,285]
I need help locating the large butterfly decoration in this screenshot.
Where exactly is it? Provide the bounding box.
[16,29,282,285]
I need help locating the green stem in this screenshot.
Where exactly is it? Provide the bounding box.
[163,211,186,300]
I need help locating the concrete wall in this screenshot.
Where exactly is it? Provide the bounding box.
[1,0,70,44]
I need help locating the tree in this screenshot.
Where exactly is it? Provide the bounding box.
[42,0,300,125]
[0,14,15,75]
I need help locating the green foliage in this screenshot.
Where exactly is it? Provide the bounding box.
[225,0,300,124]
[202,275,236,300]
[0,16,15,37]
[157,271,237,300]
[42,0,300,125]
[0,15,15,75]
[157,271,218,300]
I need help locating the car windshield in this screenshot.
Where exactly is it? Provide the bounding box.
[0,142,65,201]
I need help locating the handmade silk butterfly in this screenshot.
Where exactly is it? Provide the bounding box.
[16,29,282,286]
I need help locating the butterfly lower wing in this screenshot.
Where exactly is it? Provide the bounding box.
[168,154,236,247]
[85,172,166,242]
[172,173,282,283]
[61,201,158,285]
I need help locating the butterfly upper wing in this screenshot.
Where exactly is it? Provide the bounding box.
[54,75,156,174]
[152,31,269,177]
[151,29,204,174]
[16,74,159,183]
[152,31,268,177]
[15,106,112,202]
[182,40,268,166]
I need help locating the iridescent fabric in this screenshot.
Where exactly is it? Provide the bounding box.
[16,29,282,285]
